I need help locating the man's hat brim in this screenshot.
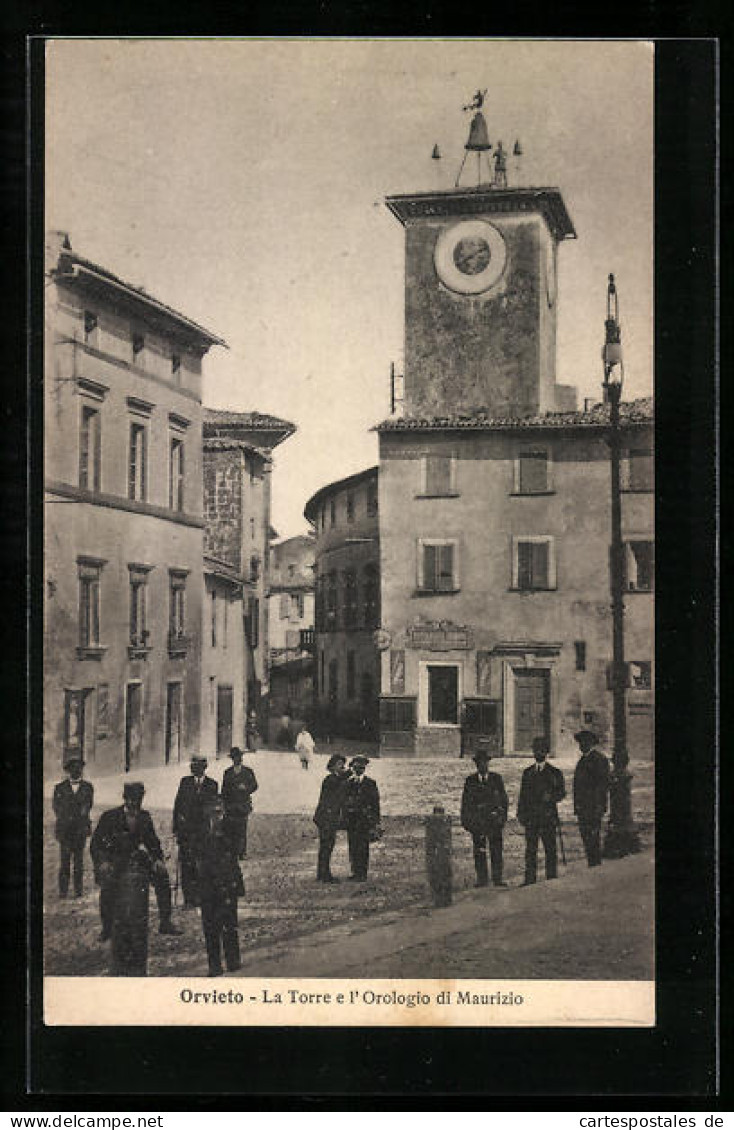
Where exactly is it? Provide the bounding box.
[574,730,598,744]
[349,756,370,767]
[326,755,346,771]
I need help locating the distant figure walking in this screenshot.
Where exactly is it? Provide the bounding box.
[221,747,258,860]
[517,737,566,885]
[460,749,509,888]
[90,782,180,975]
[572,730,610,867]
[172,756,218,907]
[197,797,244,977]
[295,725,315,770]
[343,755,381,883]
[52,755,93,898]
[245,709,259,752]
[313,754,348,882]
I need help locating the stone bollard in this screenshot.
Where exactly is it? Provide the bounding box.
[425,805,453,908]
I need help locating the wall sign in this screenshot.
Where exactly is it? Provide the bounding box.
[406,620,473,651]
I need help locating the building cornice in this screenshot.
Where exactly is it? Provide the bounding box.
[385,186,576,241]
[45,481,205,529]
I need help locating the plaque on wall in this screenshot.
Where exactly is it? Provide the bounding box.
[390,649,406,694]
[406,620,473,651]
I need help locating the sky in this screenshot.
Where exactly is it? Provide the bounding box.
[46,39,653,539]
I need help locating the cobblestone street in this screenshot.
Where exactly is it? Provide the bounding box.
[44,753,654,979]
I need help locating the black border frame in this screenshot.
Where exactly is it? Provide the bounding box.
[10,34,720,1103]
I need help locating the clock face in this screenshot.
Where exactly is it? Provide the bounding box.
[434,219,507,295]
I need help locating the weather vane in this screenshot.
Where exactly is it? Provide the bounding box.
[454,89,523,190]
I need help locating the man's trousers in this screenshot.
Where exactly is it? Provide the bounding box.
[200,895,240,975]
[471,830,504,886]
[523,822,558,883]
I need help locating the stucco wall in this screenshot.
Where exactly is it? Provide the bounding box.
[379,427,654,758]
[403,214,557,419]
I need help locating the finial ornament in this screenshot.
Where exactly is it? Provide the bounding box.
[463,89,487,112]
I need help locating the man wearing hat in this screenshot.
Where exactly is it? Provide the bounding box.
[172,756,218,906]
[460,749,509,888]
[313,754,348,882]
[573,730,610,867]
[343,755,381,882]
[517,736,566,885]
[221,747,258,860]
[52,755,94,898]
[196,796,244,976]
[90,782,180,973]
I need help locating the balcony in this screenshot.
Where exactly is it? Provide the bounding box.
[128,631,152,661]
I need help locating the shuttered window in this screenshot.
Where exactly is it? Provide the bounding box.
[421,542,456,592]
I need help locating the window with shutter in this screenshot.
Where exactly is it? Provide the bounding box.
[420,541,457,591]
[424,456,453,496]
[624,541,654,591]
[515,538,553,590]
[627,449,653,491]
[517,451,549,493]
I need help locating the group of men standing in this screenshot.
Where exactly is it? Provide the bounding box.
[51,747,258,977]
[313,754,381,883]
[460,729,611,889]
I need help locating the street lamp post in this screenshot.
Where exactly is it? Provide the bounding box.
[601,273,640,858]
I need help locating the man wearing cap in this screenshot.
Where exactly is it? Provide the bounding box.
[52,756,94,898]
[460,750,509,888]
[90,782,181,973]
[313,754,348,882]
[172,756,218,907]
[573,730,610,868]
[343,755,381,882]
[196,797,244,976]
[221,747,258,860]
[517,736,566,885]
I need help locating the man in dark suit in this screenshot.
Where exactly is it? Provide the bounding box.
[517,736,566,885]
[172,755,218,907]
[221,747,258,860]
[90,782,180,974]
[460,749,509,888]
[573,729,610,867]
[52,756,94,898]
[197,797,244,977]
[313,754,348,882]
[343,755,380,882]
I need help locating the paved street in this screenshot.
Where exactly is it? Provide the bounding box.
[44,753,653,979]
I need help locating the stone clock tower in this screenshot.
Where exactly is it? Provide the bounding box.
[386,114,578,419]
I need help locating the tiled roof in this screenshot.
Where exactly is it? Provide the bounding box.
[203,437,271,460]
[203,408,296,432]
[376,397,653,432]
[53,245,227,348]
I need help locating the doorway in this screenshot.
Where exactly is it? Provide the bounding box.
[216,684,233,758]
[427,664,459,724]
[125,682,143,772]
[165,681,182,765]
[513,669,550,752]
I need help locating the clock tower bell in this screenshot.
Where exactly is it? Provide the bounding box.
[386,102,578,419]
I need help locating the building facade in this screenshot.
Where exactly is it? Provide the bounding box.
[374,110,653,759]
[202,408,295,742]
[304,468,381,739]
[44,231,224,775]
[268,534,316,663]
[201,555,246,759]
[376,403,653,758]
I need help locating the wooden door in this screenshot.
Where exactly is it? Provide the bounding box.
[125,683,143,772]
[165,682,182,764]
[216,685,233,758]
[513,669,550,752]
